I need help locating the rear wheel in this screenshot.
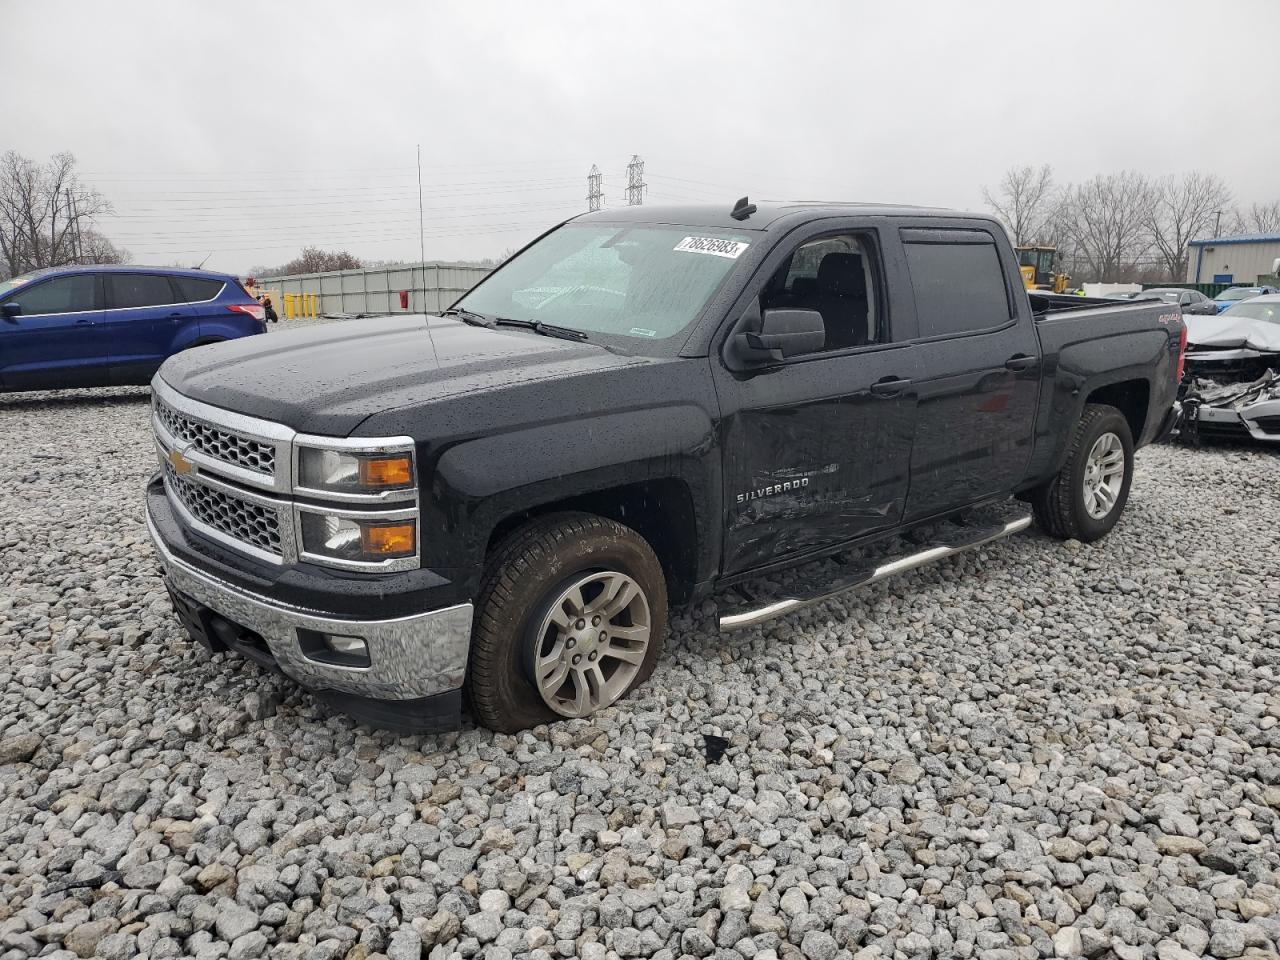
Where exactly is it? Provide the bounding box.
[1032,403,1134,542]
[468,513,667,732]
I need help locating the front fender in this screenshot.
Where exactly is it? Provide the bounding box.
[426,404,720,595]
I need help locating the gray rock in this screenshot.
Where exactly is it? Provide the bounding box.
[228,931,268,960]
[215,904,259,943]
[387,927,422,960]
[0,732,41,765]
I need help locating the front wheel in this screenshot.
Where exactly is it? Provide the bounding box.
[1032,403,1134,542]
[468,513,667,732]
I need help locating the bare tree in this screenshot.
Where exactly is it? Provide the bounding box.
[0,151,113,276]
[79,229,130,265]
[1059,171,1155,281]
[1242,201,1280,234]
[982,164,1056,245]
[1144,172,1232,281]
[272,246,363,276]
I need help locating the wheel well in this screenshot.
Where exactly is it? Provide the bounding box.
[1086,379,1149,441]
[486,478,700,605]
[190,337,226,347]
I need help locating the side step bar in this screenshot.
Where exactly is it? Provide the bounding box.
[719,514,1033,631]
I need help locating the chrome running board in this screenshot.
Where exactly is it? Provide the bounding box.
[718,513,1033,631]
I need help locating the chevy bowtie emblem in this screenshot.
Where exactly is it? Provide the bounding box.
[168,447,196,476]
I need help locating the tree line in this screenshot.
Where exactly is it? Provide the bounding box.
[983,165,1280,284]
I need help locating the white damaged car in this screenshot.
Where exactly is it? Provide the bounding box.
[1184,295,1280,442]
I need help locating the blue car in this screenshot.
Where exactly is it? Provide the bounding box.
[0,265,266,392]
[1212,286,1277,314]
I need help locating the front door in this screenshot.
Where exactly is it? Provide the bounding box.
[0,272,105,390]
[712,229,918,576]
[897,228,1040,520]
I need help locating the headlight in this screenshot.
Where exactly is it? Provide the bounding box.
[297,447,414,496]
[299,511,417,565]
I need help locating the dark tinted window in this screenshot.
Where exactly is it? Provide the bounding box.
[903,239,1010,338]
[760,233,880,352]
[107,274,178,309]
[8,274,97,315]
[173,276,225,302]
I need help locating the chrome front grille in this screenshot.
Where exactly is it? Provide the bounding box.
[155,396,276,476]
[164,462,283,557]
[151,376,419,571]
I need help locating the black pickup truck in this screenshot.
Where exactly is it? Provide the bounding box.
[146,201,1184,732]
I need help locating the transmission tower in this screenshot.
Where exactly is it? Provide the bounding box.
[625,154,646,206]
[586,164,603,212]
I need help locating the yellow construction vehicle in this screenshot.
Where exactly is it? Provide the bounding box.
[1016,245,1069,293]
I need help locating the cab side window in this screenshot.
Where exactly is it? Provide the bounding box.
[760,233,881,352]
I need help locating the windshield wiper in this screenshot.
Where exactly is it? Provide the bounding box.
[491,317,589,342]
[439,306,494,327]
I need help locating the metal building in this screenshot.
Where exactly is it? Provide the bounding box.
[259,262,492,317]
[1186,234,1280,285]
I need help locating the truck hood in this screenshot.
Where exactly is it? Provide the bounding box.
[158,314,649,435]
[1185,314,1280,353]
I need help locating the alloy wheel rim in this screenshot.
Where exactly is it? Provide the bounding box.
[1083,432,1125,520]
[531,571,651,718]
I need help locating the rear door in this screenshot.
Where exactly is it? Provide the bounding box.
[0,272,105,390]
[103,272,194,384]
[897,226,1040,520]
[712,222,919,575]
[171,274,229,337]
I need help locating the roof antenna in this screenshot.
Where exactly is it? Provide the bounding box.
[730,196,756,221]
[193,252,213,269]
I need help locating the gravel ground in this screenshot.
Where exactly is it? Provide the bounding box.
[1,335,1278,960]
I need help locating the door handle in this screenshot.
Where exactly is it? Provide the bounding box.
[1005,354,1037,372]
[870,377,912,397]
[169,312,184,318]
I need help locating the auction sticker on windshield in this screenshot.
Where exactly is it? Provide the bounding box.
[673,236,750,259]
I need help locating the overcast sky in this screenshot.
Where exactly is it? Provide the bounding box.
[7,0,1279,274]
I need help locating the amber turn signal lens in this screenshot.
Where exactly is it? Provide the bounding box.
[360,522,416,556]
[358,455,413,487]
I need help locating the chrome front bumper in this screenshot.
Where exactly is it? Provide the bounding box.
[146,508,473,701]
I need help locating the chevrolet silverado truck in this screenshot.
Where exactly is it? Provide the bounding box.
[145,201,1184,733]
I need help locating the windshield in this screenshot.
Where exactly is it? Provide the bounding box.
[0,273,39,296]
[1215,288,1258,301]
[456,223,751,345]
[1220,301,1280,324]
[1137,290,1180,302]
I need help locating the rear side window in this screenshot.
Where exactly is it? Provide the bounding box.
[9,274,97,315]
[902,234,1012,338]
[173,276,225,302]
[107,274,179,309]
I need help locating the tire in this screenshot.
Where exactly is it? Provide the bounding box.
[468,512,667,733]
[1032,403,1134,542]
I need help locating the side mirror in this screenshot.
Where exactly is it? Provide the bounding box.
[1,302,20,319]
[733,307,826,364]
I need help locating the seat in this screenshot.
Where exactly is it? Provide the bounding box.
[812,252,869,349]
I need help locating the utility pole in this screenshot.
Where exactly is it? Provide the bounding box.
[417,144,426,313]
[586,164,603,212]
[1213,208,1223,238]
[65,187,82,262]
[624,155,646,206]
